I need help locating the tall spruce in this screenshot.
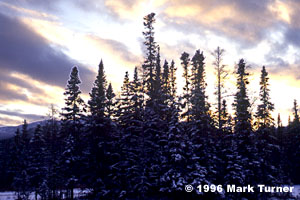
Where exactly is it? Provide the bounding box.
[61,66,86,199]
[88,60,107,119]
[106,83,116,119]
[233,59,252,133]
[142,13,157,98]
[180,52,191,122]
[255,66,274,128]
[117,71,132,127]
[61,66,85,125]
[190,49,209,123]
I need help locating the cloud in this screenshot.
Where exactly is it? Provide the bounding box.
[0,109,44,122]
[0,116,21,127]
[0,80,29,102]
[0,12,95,94]
[0,1,58,20]
[0,0,60,12]
[160,0,276,47]
[86,34,141,65]
[285,27,300,47]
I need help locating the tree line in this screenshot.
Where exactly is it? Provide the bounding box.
[0,12,300,200]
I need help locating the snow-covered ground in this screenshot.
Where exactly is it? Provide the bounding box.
[0,186,299,199]
[0,189,89,200]
[293,185,300,199]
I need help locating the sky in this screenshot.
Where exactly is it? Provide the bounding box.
[1,0,300,126]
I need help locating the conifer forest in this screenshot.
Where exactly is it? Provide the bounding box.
[1,13,300,200]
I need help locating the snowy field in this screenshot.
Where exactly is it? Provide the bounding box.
[293,185,300,199]
[0,189,89,200]
[0,186,299,199]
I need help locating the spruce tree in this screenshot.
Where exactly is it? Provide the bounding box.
[277,113,282,128]
[162,60,170,98]
[85,60,117,198]
[233,59,252,134]
[142,13,157,98]
[190,49,209,123]
[255,66,274,128]
[220,99,232,133]
[293,99,299,125]
[88,60,107,120]
[61,66,85,199]
[151,46,164,109]
[28,124,46,198]
[130,67,144,120]
[62,66,86,124]
[106,82,116,119]
[180,52,191,122]
[169,60,177,100]
[117,71,132,127]
[13,120,31,199]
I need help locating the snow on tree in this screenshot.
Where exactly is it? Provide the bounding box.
[28,124,46,197]
[62,66,86,125]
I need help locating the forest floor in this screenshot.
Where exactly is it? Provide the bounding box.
[0,186,299,199]
[0,188,89,199]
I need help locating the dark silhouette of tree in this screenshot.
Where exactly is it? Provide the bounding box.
[180,52,191,122]
[13,120,31,200]
[255,66,274,128]
[61,66,86,200]
[190,49,210,124]
[142,13,157,98]
[105,82,116,119]
[28,124,46,199]
[233,59,252,134]
[88,60,107,119]
[212,46,227,129]
[292,99,299,125]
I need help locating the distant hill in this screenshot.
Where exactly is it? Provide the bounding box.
[0,121,47,140]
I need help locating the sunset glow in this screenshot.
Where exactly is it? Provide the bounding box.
[1,0,300,126]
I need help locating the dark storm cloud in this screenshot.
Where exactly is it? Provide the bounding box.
[0,12,95,93]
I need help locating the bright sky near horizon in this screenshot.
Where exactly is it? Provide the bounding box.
[0,0,300,126]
